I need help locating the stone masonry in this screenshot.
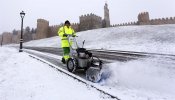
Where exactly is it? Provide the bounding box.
[1,32,12,45]
[79,13,103,31]
[11,31,20,44]
[103,3,110,27]
[36,3,110,39]
[113,12,175,26]
[0,35,2,45]
[36,19,49,39]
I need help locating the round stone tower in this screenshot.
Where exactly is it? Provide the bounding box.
[36,19,49,39]
[103,2,110,27]
[138,12,150,25]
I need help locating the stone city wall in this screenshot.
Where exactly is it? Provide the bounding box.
[79,13,103,31]
[1,32,12,45]
[0,35,2,45]
[11,31,20,44]
[49,25,62,37]
[113,12,175,26]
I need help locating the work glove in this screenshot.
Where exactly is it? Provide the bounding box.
[72,34,76,37]
[63,34,67,37]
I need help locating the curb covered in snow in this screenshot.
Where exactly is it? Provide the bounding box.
[28,54,120,100]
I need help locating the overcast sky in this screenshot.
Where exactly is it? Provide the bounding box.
[0,0,175,34]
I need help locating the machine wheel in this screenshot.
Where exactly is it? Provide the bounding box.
[67,58,76,72]
[84,61,91,71]
[84,66,89,72]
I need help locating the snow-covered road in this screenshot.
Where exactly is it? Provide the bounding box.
[2,24,175,100]
[0,47,115,100]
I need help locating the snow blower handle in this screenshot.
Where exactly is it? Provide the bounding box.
[66,34,77,37]
[82,40,85,48]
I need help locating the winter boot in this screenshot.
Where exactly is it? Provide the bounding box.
[61,57,66,64]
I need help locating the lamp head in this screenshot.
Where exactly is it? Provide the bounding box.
[20,11,25,18]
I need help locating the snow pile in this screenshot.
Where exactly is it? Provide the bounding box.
[0,47,113,100]
[99,56,175,100]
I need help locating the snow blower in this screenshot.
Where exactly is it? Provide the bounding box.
[65,34,103,83]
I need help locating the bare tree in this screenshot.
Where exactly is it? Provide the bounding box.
[12,29,18,35]
[25,26,30,33]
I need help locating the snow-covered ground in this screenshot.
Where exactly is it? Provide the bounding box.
[2,24,175,100]
[25,24,175,55]
[0,47,114,100]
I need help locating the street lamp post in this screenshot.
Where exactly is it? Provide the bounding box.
[19,11,25,52]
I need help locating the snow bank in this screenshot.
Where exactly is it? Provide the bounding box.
[100,57,175,100]
[0,47,113,100]
[23,24,175,54]
[77,24,175,54]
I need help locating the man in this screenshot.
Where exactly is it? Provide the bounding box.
[58,20,76,64]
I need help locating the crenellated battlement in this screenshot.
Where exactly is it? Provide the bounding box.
[71,23,79,26]
[111,21,137,27]
[37,19,49,24]
[49,25,61,29]
[34,10,175,39]
[79,13,103,31]
[80,13,102,22]
[113,11,175,27]
[150,17,175,25]
[71,23,80,32]
[138,12,150,24]
[137,12,175,25]
[32,3,109,39]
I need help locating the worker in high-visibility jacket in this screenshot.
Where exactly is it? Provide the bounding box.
[58,20,76,64]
